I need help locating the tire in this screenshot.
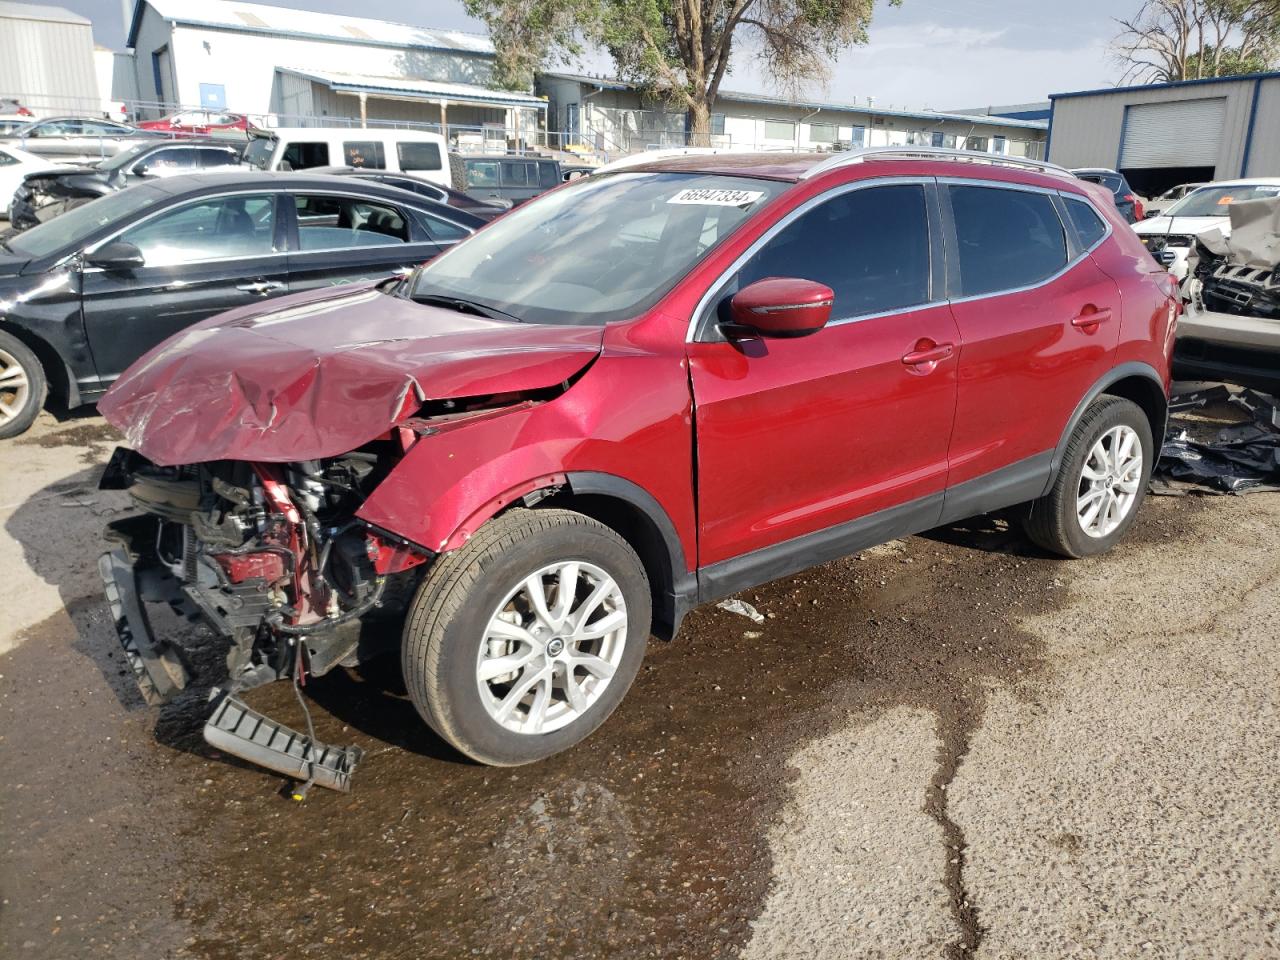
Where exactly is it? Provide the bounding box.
[402,507,651,765]
[0,329,47,440]
[1023,395,1154,558]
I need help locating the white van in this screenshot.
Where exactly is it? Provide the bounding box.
[244,128,449,186]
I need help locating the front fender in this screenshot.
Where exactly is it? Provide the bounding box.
[355,351,697,570]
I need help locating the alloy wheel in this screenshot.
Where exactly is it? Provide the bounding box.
[1076,424,1143,539]
[0,347,31,428]
[476,560,628,735]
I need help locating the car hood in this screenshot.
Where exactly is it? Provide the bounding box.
[0,251,30,279]
[1134,214,1231,236]
[99,282,605,466]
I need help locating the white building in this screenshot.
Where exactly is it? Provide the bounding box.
[539,73,1049,157]
[0,1,100,115]
[123,0,547,143]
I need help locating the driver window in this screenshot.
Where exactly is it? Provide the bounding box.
[730,183,931,321]
[118,195,277,266]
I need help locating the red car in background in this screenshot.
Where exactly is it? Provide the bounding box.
[96,147,1179,790]
[137,110,249,137]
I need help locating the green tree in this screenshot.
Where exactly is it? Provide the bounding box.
[466,0,898,143]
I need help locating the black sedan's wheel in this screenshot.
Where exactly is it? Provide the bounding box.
[402,508,651,765]
[0,330,47,439]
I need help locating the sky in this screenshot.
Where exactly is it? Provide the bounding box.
[61,0,1130,107]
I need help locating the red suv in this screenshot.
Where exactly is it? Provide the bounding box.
[97,149,1178,787]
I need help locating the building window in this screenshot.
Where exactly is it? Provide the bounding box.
[151,47,168,103]
[764,118,796,141]
[931,131,945,148]
[808,121,837,144]
[847,126,866,147]
[992,136,1007,155]
[965,136,989,152]
[710,113,726,136]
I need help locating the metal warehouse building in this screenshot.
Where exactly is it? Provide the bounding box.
[1046,71,1280,196]
[0,0,100,115]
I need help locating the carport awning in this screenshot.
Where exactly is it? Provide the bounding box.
[277,68,548,110]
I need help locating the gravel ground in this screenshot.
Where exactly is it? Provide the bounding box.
[1,405,1277,959]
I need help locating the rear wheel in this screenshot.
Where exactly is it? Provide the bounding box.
[0,330,47,439]
[1023,396,1153,558]
[401,508,651,765]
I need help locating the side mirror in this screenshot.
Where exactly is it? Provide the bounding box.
[84,240,145,271]
[720,277,834,340]
[131,162,151,176]
[1144,210,1160,219]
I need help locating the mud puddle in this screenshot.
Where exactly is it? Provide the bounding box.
[0,497,1206,960]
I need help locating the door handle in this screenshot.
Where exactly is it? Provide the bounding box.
[1071,306,1113,329]
[236,280,285,295]
[901,342,954,367]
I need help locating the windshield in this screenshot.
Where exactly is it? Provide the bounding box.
[1166,184,1280,218]
[244,137,276,170]
[99,142,153,172]
[5,188,162,259]
[409,171,785,325]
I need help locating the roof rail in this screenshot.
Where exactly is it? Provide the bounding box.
[800,146,1073,181]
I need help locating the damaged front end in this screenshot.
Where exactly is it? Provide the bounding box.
[11,169,113,231]
[98,442,428,793]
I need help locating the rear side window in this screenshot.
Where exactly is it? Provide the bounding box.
[199,148,241,169]
[397,141,442,172]
[949,186,1067,297]
[502,161,531,186]
[736,184,931,319]
[280,141,329,170]
[343,140,386,169]
[294,194,409,250]
[1063,196,1107,250]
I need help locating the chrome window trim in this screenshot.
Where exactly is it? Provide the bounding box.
[685,176,936,343]
[940,178,1113,307]
[76,186,469,271]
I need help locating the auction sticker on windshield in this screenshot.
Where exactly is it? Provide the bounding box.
[668,187,765,207]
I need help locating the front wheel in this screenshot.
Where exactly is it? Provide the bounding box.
[0,329,47,440]
[401,508,651,765]
[1023,396,1154,558]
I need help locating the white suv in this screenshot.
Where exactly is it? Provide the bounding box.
[1135,178,1280,282]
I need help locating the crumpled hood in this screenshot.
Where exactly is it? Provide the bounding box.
[1134,214,1230,237]
[99,282,604,465]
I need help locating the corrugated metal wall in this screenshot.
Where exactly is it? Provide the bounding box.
[0,8,99,115]
[1048,77,1280,179]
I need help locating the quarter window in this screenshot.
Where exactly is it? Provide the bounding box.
[294,195,409,249]
[734,184,932,321]
[948,185,1068,297]
[343,140,386,169]
[397,141,442,172]
[0,149,17,167]
[1063,196,1107,250]
[280,141,329,170]
[117,194,277,266]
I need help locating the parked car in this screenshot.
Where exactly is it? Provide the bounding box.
[243,127,449,185]
[0,172,482,438]
[1144,181,1206,218]
[91,149,1178,788]
[0,97,35,136]
[304,165,509,220]
[9,139,249,230]
[0,144,66,218]
[1134,178,1280,283]
[0,117,168,163]
[460,155,561,205]
[1071,168,1145,223]
[137,110,250,138]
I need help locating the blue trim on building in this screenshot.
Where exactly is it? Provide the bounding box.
[1115,104,1131,169]
[1241,78,1264,177]
[1050,70,1280,101]
[1044,98,1056,161]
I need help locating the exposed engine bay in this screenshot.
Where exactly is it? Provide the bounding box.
[1187,196,1280,319]
[98,443,430,794]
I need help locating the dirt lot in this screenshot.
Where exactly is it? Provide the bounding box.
[1,407,1278,960]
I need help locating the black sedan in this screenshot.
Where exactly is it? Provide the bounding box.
[11,139,249,230]
[306,166,509,221]
[0,172,483,438]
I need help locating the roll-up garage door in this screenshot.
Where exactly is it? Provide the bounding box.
[1120,97,1226,168]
